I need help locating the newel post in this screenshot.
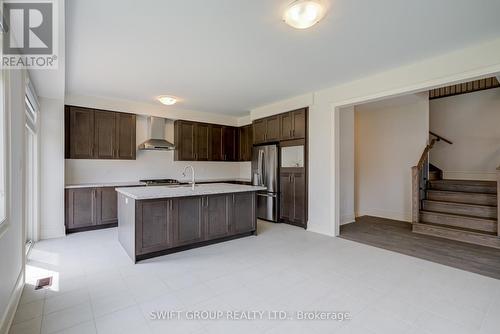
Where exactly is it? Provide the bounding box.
[412,166,420,224]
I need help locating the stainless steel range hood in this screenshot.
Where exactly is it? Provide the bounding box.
[138,116,175,151]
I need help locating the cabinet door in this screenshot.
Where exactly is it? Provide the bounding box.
[222,126,237,161]
[136,199,170,255]
[232,192,256,234]
[94,110,117,159]
[291,172,306,226]
[291,109,306,139]
[66,188,96,230]
[172,197,204,246]
[279,172,293,222]
[265,116,280,142]
[96,187,118,225]
[195,123,210,161]
[116,113,136,160]
[253,119,266,144]
[69,107,95,159]
[205,195,230,240]
[176,121,196,161]
[280,113,293,141]
[210,125,223,161]
[238,125,252,161]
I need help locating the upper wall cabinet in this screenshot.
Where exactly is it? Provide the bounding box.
[174,120,252,162]
[253,108,307,144]
[253,116,280,144]
[65,106,137,160]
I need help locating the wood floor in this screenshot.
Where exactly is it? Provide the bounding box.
[340,216,500,279]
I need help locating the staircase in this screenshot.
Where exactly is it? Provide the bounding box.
[413,179,500,248]
[411,132,500,248]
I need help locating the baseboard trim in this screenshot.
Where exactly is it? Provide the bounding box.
[443,171,497,181]
[356,209,411,223]
[0,269,24,334]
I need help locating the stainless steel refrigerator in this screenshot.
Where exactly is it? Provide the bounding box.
[252,144,278,222]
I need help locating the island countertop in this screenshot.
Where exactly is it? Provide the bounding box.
[116,183,266,200]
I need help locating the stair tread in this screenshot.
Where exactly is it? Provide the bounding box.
[430,179,496,186]
[423,199,497,208]
[420,210,497,223]
[416,220,497,235]
[427,189,497,197]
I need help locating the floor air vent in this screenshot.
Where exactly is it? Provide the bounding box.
[35,277,53,290]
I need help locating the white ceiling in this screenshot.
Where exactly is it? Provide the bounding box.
[65,0,500,115]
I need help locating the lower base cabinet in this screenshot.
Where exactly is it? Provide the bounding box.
[65,187,118,232]
[135,192,256,259]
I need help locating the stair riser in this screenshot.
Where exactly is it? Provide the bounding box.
[413,223,500,249]
[429,183,496,194]
[419,212,497,233]
[422,201,497,219]
[427,192,497,206]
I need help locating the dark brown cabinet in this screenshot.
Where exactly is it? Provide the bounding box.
[69,107,95,159]
[66,188,96,230]
[210,124,224,161]
[280,170,306,228]
[66,106,136,160]
[254,108,307,144]
[172,197,204,247]
[253,119,267,144]
[130,192,257,261]
[237,125,253,161]
[116,113,137,160]
[174,121,250,162]
[280,108,307,140]
[136,199,171,255]
[195,123,210,161]
[253,116,280,144]
[65,186,120,232]
[96,187,118,225]
[222,126,237,161]
[94,111,116,159]
[175,121,196,161]
[204,194,230,240]
[232,192,256,234]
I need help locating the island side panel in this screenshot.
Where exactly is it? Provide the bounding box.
[117,193,136,262]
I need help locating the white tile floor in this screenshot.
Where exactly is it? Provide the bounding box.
[9,221,500,334]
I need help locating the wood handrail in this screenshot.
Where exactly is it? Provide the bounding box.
[416,139,437,169]
[429,131,453,145]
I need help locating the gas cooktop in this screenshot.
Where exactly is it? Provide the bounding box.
[140,178,180,186]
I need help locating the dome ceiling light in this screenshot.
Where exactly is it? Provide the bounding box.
[283,0,327,29]
[157,95,177,106]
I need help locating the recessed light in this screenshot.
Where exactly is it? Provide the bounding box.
[283,0,326,29]
[157,96,177,106]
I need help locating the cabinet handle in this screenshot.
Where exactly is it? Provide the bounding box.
[206,197,209,208]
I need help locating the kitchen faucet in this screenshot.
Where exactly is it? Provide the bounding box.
[182,165,196,190]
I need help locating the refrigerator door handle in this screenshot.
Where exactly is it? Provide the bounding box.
[257,193,277,198]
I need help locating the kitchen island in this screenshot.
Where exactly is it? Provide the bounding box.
[116,183,266,262]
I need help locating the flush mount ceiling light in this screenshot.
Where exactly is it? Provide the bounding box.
[157,95,177,106]
[283,0,326,29]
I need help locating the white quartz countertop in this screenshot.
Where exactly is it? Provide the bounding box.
[116,183,266,200]
[65,181,146,189]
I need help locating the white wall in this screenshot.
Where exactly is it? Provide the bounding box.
[250,37,500,236]
[339,107,355,225]
[355,93,429,222]
[40,98,66,239]
[0,70,27,333]
[430,87,500,181]
[65,116,248,184]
